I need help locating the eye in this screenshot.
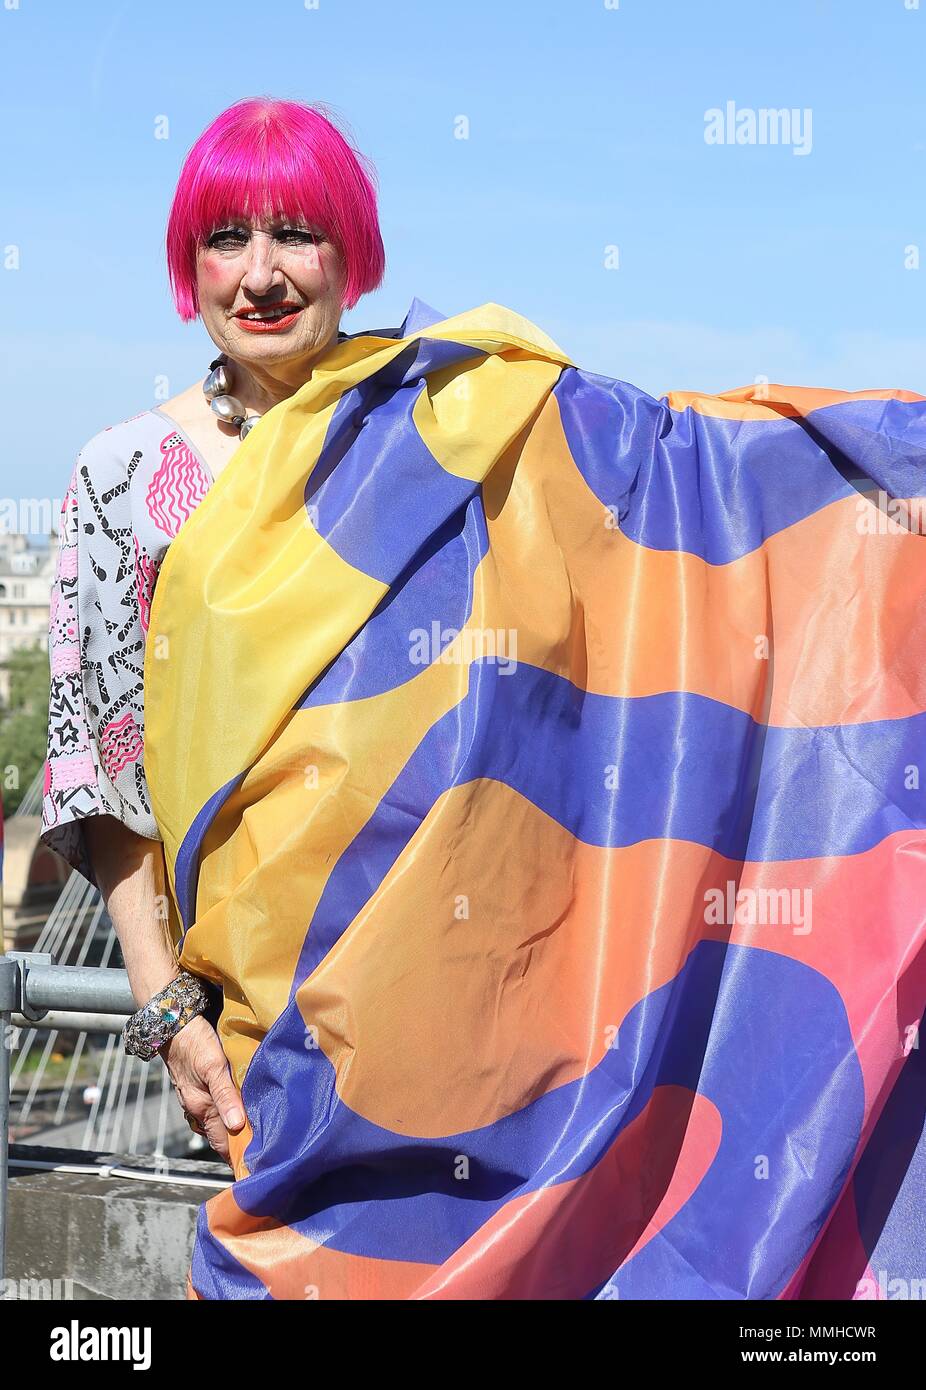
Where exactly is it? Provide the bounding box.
[205,227,249,250]
[276,226,322,244]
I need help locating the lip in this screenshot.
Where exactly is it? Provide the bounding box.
[232,304,304,333]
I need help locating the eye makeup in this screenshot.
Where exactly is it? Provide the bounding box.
[204,222,325,250]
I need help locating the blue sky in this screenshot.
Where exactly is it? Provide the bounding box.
[1,0,924,515]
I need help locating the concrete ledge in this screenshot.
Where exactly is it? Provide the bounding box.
[5,1144,231,1301]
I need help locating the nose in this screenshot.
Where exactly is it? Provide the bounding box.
[239,230,282,297]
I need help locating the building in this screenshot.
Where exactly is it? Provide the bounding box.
[0,530,58,705]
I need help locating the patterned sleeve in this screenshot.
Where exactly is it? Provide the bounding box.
[40,437,160,888]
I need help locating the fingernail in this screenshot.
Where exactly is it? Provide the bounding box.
[225,1107,244,1128]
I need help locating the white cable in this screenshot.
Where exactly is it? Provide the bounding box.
[6,1156,232,1190]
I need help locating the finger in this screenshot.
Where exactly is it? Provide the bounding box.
[199,1105,231,1162]
[170,1079,219,1144]
[170,1078,212,1121]
[202,1056,245,1131]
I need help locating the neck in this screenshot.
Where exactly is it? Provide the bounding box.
[226,327,341,414]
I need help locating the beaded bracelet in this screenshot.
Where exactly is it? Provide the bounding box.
[121,970,215,1061]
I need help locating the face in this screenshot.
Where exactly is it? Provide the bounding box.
[195,213,346,374]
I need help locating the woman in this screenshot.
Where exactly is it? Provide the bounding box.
[42,96,926,1301]
[42,97,387,1164]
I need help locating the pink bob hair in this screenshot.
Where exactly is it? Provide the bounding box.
[165,96,386,321]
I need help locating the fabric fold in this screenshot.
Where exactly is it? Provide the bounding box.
[144,299,926,1300]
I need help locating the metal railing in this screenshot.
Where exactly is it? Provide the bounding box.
[0,953,135,1282]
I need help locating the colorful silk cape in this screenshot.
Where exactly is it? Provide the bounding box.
[144,298,926,1301]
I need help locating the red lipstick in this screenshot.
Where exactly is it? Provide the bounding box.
[232,303,304,333]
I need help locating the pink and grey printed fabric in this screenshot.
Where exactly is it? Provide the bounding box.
[41,409,212,886]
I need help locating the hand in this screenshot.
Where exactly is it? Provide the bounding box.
[160,1014,245,1166]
